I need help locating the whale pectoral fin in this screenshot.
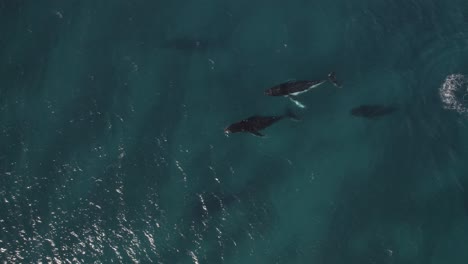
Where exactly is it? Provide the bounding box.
[250,131,264,137]
[286,96,306,109]
[309,80,326,89]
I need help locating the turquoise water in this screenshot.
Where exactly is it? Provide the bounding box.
[2,0,468,263]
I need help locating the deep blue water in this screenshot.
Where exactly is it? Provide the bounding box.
[2,0,468,263]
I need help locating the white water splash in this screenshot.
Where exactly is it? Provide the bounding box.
[188,251,199,264]
[198,194,208,213]
[175,160,187,183]
[440,74,468,114]
[208,59,215,70]
[54,11,63,19]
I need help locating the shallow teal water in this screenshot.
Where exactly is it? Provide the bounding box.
[2,1,468,263]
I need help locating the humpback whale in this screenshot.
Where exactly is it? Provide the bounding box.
[264,72,341,108]
[224,109,299,137]
[351,104,397,119]
[264,79,326,97]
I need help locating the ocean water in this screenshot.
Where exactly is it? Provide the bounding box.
[2,0,468,263]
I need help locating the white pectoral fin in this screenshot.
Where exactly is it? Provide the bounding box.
[287,96,306,109]
[309,80,326,89]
